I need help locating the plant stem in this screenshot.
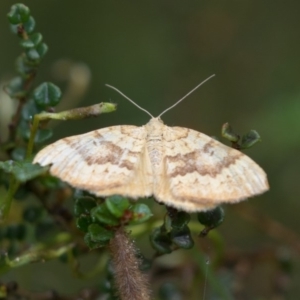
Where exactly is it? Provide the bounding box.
[0,175,19,220]
[109,227,151,300]
[26,102,116,159]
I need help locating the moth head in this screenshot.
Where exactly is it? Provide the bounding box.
[148,117,164,125]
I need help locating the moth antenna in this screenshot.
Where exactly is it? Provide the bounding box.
[105,84,154,118]
[158,74,215,118]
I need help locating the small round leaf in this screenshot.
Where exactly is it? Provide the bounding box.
[150,228,172,254]
[26,49,40,63]
[74,197,96,217]
[84,233,107,250]
[76,215,93,232]
[221,123,240,142]
[7,4,30,24]
[197,206,225,228]
[6,76,25,98]
[170,211,191,230]
[34,129,53,144]
[11,147,26,161]
[33,82,62,108]
[21,100,40,121]
[23,16,35,33]
[240,130,261,149]
[171,225,194,249]
[129,203,152,224]
[10,21,33,36]
[91,205,119,226]
[15,56,35,77]
[105,195,130,218]
[20,33,43,49]
[36,43,48,59]
[88,224,114,242]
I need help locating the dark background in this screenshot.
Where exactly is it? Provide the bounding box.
[1,1,300,299]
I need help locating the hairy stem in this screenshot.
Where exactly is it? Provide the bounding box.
[109,227,151,300]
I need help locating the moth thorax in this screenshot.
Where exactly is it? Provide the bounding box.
[147,140,163,167]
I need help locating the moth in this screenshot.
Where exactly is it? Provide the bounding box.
[34,76,269,212]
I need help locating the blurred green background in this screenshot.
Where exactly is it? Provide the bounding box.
[1,1,300,299]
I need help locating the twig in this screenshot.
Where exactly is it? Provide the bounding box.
[109,227,151,300]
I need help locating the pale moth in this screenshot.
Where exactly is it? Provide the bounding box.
[34,76,269,212]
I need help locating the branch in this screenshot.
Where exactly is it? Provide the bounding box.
[109,227,151,300]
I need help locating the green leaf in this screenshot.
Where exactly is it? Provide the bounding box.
[6,76,25,98]
[240,130,261,149]
[20,33,43,49]
[15,55,34,77]
[105,195,130,218]
[34,129,53,144]
[11,147,26,161]
[33,82,62,108]
[37,175,62,189]
[21,100,40,121]
[84,232,108,250]
[23,16,35,33]
[7,4,30,24]
[74,197,96,217]
[0,160,47,183]
[90,204,119,226]
[0,161,16,173]
[170,225,194,249]
[19,118,53,143]
[76,215,93,232]
[197,206,225,228]
[129,203,153,224]
[9,18,35,35]
[36,43,48,59]
[150,227,173,254]
[18,119,31,141]
[221,123,239,142]
[25,48,40,62]
[88,224,114,242]
[170,211,190,230]
[73,189,96,199]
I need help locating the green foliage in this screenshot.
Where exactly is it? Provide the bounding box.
[0,160,47,182]
[240,130,261,149]
[4,3,54,153]
[222,122,261,150]
[198,207,225,237]
[129,203,153,224]
[7,4,30,24]
[88,224,115,243]
[197,206,225,228]
[74,197,97,216]
[74,195,153,249]
[150,210,194,254]
[106,195,130,218]
[91,203,120,226]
